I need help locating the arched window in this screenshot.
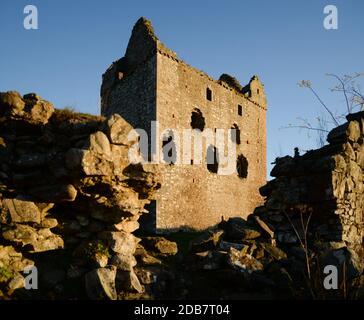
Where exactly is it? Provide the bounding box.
[231,124,241,145]
[190,108,205,131]
[206,145,219,174]
[237,154,248,179]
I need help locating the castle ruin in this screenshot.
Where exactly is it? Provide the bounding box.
[101,17,267,232]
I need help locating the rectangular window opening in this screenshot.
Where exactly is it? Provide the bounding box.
[238,104,243,116]
[206,88,212,101]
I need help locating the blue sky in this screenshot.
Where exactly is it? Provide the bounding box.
[1,0,363,177]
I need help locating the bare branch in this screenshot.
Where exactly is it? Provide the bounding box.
[281,124,329,133]
[307,86,340,126]
[295,73,363,147]
[327,73,350,113]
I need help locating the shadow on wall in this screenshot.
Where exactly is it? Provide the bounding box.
[138,200,157,233]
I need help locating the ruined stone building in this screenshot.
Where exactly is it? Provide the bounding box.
[101,18,267,232]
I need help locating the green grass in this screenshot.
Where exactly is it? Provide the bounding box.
[50,107,104,124]
[84,240,111,259]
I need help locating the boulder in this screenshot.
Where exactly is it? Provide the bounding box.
[28,184,77,202]
[111,253,137,271]
[99,231,140,255]
[7,274,25,293]
[2,198,41,224]
[66,132,116,176]
[106,114,138,146]
[0,91,25,116]
[27,100,54,124]
[2,225,64,252]
[79,149,114,176]
[89,131,112,156]
[220,218,261,241]
[189,230,224,253]
[0,245,34,272]
[134,245,162,265]
[85,266,117,300]
[113,219,139,233]
[141,237,178,256]
[93,252,109,268]
[116,269,144,293]
[346,121,361,142]
[35,203,54,218]
[135,268,156,285]
[356,144,364,169]
[40,217,58,229]
[227,247,263,273]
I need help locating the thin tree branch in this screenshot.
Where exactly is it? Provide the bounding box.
[327,74,350,113]
[308,86,340,126]
[281,125,329,133]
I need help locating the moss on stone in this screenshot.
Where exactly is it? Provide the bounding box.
[0,266,14,283]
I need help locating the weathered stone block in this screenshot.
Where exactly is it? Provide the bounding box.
[85,266,117,300]
[2,198,41,224]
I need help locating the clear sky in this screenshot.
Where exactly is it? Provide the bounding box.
[1,0,363,177]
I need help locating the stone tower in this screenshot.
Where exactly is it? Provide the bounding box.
[101,17,267,232]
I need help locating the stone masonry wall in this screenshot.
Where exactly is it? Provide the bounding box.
[0,91,159,299]
[174,113,364,300]
[101,17,267,232]
[257,111,364,272]
[101,55,157,141]
[154,50,267,231]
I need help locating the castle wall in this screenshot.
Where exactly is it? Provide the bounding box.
[100,17,268,232]
[101,56,157,141]
[153,49,267,231]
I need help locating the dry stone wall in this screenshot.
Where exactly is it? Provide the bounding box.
[258,111,364,272]
[0,91,159,299]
